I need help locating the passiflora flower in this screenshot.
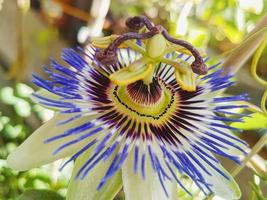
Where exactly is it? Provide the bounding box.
[7,16,249,200]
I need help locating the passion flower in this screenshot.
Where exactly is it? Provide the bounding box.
[7,16,248,200]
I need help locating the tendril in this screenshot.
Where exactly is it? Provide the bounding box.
[251,35,267,113]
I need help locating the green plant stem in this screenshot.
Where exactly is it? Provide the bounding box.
[231,133,267,177]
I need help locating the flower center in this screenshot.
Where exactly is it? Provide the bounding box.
[111,78,176,120]
[126,78,162,105]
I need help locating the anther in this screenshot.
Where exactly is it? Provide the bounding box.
[96,28,159,65]
[191,61,208,75]
[161,29,208,75]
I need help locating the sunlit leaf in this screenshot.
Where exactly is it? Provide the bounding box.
[231,112,267,130]
[223,15,267,74]
[189,28,210,48]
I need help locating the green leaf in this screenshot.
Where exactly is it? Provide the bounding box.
[231,112,267,130]
[250,182,266,200]
[189,28,210,48]
[222,15,267,74]
[19,189,64,200]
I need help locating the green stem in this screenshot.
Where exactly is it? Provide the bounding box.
[261,90,267,113]
[231,133,267,177]
[250,36,267,87]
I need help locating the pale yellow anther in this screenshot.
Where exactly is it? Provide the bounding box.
[146,34,167,58]
[160,58,187,74]
[165,45,192,56]
[91,35,119,49]
[174,61,197,92]
[124,41,146,54]
[109,58,152,86]
[92,36,146,54]
[165,44,207,57]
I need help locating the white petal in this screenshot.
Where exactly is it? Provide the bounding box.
[67,148,122,200]
[33,89,60,100]
[189,150,241,199]
[7,114,96,171]
[122,146,178,200]
[31,89,62,110]
[182,110,248,157]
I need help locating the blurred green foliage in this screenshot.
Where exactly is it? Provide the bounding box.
[232,112,267,130]
[111,0,267,47]
[0,83,67,200]
[250,174,267,200]
[19,189,64,200]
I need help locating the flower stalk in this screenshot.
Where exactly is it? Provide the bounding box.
[231,132,267,177]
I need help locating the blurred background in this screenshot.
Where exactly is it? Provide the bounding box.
[0,0,266,199]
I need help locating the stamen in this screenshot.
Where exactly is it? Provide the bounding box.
[95,28,160,65]
[124,16,208,75]
[160,27,208,75]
